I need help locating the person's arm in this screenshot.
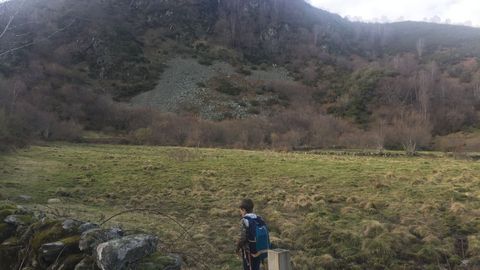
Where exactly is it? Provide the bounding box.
[236,219,248,253]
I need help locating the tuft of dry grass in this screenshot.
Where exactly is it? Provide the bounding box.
[362,220,385,238]
[450,202,467,214]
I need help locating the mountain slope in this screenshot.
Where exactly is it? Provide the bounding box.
[1,0,480,151]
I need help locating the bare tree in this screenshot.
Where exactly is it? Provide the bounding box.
[0,0,24,39]
[388,110,432,155]
[416,38,425,59]
[0,19,77,57]
[0,0,76,58]
[416,70,430,121]
[373,119,386,151]
[472,73,480,101]
[313,24,322,46]
[9,79,26,112]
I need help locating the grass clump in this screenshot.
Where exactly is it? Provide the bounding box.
[138,252,179,270]
[450,202,466,214]
[317,254,335,268]
[409,225,431,239]
[362,220,385,238]
[415,245,443,264]
[328,229,362,259]
[361,233,396,267]
[0,209,15,220]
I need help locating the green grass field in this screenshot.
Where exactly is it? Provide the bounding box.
[1,143,480,269]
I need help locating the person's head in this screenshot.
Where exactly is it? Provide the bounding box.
[239,198,254,216]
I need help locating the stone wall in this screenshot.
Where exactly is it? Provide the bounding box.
[0,201,181,270]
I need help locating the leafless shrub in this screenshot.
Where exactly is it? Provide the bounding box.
[385,110,432,155]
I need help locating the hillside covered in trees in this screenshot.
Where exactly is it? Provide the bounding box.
[1,0,480,152]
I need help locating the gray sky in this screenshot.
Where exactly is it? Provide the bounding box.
[308,0,480,27]
[1,0,479,27]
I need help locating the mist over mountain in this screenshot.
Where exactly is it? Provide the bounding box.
[308,0,480,27]
[1,0,480,151]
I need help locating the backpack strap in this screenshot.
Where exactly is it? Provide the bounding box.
[243,216,258,242]
[242,216,251,228]
[256,216,266,226]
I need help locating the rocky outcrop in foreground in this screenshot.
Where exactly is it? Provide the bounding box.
[0,202,181,270]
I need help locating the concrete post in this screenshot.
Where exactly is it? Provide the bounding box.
[268,249,292,270]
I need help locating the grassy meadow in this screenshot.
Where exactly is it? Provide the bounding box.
[1,144,480,269]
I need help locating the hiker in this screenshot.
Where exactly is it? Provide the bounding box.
[236,199,270,270]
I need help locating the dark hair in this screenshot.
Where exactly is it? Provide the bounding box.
[239,199,254,213]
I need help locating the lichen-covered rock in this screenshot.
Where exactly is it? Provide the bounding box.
[39,241,65,264]
[38,235,81,267]
[95,234,158,270]
[34,211,47,220]
[79,222,99,233]
[4,214,33,226]
[79,228,123,252]
[32,220,80,250]
[0,202,164,270]
[62,219,83,231]
[17,195,32,201]
[47,198,62,204]
[31,220,68,250]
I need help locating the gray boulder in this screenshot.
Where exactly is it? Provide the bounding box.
[4,215,22,226]
[95,234,158,270]
[14,205,32,216]
[79,222,99,233]
[62,219,83,231]
[34,211,47,220]
[79,228,123,252]
[47,198,62,204]
[38,241,65,264]
[38,237,81,267]
[17,195,32,201]
[4,215,31,226]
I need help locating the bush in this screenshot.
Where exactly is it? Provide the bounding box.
[131,128,153,144]
[236,66,252,75]
[0,109,11,152]
[214,78,243,96]
[47,120,83,141]
[384,111,432,154]
[197,56,214,66]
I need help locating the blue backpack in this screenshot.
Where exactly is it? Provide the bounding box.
[244,215,271,260]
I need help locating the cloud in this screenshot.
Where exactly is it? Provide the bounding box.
[308,0,480,26]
